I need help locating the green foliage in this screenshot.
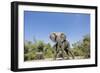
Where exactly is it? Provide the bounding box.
[72,34,90,58]
[24,34,90,61]
[44,43,54,58]
[24,37,54,61]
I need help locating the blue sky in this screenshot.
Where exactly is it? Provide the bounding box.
[24,11,90,46]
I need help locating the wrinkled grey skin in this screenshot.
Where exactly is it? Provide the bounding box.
[50,32,74,60]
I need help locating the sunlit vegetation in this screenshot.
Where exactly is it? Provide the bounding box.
[24,34,90,61]
[72,34,90,59]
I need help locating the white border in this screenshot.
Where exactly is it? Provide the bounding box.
[18,5,95,68]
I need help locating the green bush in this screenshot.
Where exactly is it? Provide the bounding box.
[24,34,90,61]
[72,34,90,58]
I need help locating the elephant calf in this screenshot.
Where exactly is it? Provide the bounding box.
[50,32,74,60]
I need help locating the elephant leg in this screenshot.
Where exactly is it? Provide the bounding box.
[68,50,74,59]
[63,48,72,59]
[53,48,58,60]
[54,51,57,60]
[53,44,57,60]
[60,48,65,59]
[66,50,70,59]
[58,47,68,60]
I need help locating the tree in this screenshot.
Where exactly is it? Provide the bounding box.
[82,35,90,58]
[72,34,90,58]
[24,41,37,61]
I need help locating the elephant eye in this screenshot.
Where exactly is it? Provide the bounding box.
[60,33,66,40]
[60,33,64,38]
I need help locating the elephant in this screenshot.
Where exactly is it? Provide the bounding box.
[50,32,74,60]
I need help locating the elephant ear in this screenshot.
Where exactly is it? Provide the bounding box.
[50,32,57,42]
[60,33,66,42]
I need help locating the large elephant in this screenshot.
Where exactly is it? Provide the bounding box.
[50,32,74,60]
